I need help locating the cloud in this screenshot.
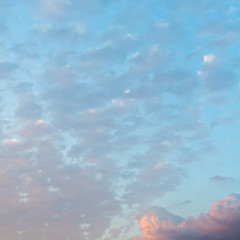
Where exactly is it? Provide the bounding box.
[138,207,184,239]
[198,54,238,94]
[0,153,121,240]
[138,193,240,240]
[170,200,192,209]
[0,61,18,79]
[41,0,68,15]
[29,0,114,19]
[15,95,43,121]
[203,54,215,64]
[1,0,240,239]
[123,162,185,206]
[210,175,235,182]
[2,138,19,145]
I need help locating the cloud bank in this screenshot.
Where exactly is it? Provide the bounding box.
[139,193,240,240]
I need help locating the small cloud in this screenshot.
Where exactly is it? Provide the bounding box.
[19,192,29,203]
[3,138,19,145]
[156,19,171,29]
[210,175,235,181]
[160,141,171,147]
[35,119,49,129]
[155,161,168,169]
[203,54,215,63]
[87,109,97,114]
[76,22,86,35]
[130,52,140,59]
[197,70,202,76]
[126,33,135,40]
[229,6,237,13]
[35,119,48,125]
[170,200,192,209]
[48,186,60,192]
[112,99,126,108]
[17,230,24,235]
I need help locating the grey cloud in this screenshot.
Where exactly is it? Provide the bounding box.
[170,200,192,209]
[198,56,238,95]
[45,65,78,84]
[0,0,14,13]
[124,162,184,206]
[26,0,114,20]
[210,175,235,182]
[209,32,239,50]
[13,41,41,60]
[0,135,121,240]
[0,61,18,79]
[15,95,42,121]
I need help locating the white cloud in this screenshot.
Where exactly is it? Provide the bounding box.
[3,138,19,145]
[48,186,60,192]
[112,99,126,107]
[156,19,171,29]
[87,108,97,114]
[35,119,48,125]
[203,54,215,63]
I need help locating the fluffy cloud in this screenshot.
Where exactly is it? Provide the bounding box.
[138,193,240,240]
[203,54,215,64]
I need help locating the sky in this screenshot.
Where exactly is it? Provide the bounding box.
[0,0,240,239]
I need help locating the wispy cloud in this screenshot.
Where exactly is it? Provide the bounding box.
[210,175,235,182]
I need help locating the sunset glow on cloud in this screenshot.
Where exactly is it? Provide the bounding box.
[139,194,240,240]
[0,0,240,239]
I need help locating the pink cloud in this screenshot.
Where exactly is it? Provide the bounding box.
[138,193,240,240]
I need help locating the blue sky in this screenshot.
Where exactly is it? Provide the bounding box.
[1,0,240,239]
